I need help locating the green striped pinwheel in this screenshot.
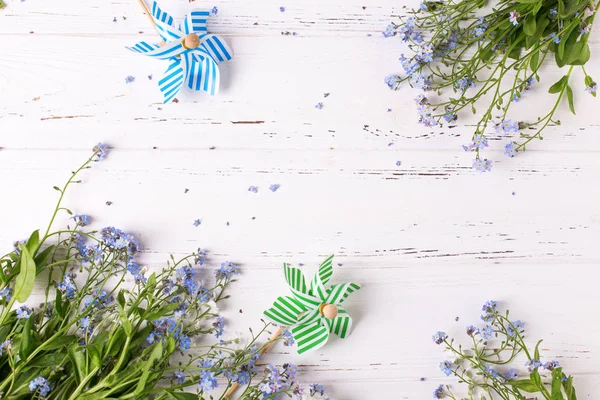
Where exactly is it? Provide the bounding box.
[263,255,360,354]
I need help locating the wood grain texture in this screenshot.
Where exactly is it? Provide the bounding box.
[2,0,600,398]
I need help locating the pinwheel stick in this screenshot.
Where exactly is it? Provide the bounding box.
[224,326,285,399]
[136,0,159,34]
[136,0,202,49]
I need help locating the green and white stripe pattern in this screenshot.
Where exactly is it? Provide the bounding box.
[263,255,361,354]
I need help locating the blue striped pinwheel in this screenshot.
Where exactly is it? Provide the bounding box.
[263,255,361,354]
[127,2,233,103]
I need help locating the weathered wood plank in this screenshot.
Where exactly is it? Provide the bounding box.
[1,0,600,396]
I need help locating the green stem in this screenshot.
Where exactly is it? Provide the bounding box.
[41,152,98,242]
[516,65,575,151]
[67,366,101,400]
[85,336,132,394]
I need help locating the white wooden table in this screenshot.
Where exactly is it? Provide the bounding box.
[1,0,600,398]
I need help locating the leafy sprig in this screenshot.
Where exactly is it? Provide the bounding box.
[386,0,598,171]
[0,145,330,400]
[432,301,577,399]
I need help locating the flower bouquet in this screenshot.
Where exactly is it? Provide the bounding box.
[385,0,598,171]
[0,145,331,400]
[432,301,577,399]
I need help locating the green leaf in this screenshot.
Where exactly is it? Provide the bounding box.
[27,352,68,368]
[535,13,550,39]
[549,76,568,94]
[551,367,565,400]
[55,290,65,318]
[556,51,566,68]
[516,0,541,3]
[117,290,126,311]
[558,41,565,61]
[558,0,565,16]
[14,245,37,303]
[87,342,103,369]
[68,344,87,384]
[480,47,494,62]
[144,302,180,322]
[568,42,590,65]
[166,336,176,354]
[530,50,540,71]
[0,324,11,344]
[525,34,536,50]
[566,84,576,114]
[562,374,578,400]
[0,261,6,284]
[534,340,543,360]
[147,272,157,291]
[561,26,580,66]
[167,392,198,400]
[44,335,77,350]
[102,363,141,388]
[42,319,60,343]
[524,17,537,36]
[121,316,132,336]
[508,47,522,60]
[134,306,146,317]
[531,369,543,387]
[34,245,55,273]
[134,341,163,395]
[561,0,588,18]
[19,317,34,360]
[92,331,109,348]
[556,24,577,66]
[77,392,118,400]
[129,325,153,350]
[508,379,539,392]
[7,367,40,396]
[25,230,40,255]
[106,328,127,357]
[87,331,110,368]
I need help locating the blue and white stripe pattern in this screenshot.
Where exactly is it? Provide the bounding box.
[180,10,209,35]
[126,1,233,103]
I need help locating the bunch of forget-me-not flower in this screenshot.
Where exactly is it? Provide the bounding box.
[385,0,598,172]
[0,144,331,400]
[431,300,576,399]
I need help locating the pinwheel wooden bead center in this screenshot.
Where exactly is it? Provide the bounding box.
[319,303,338,319]
[182,33,200,49]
